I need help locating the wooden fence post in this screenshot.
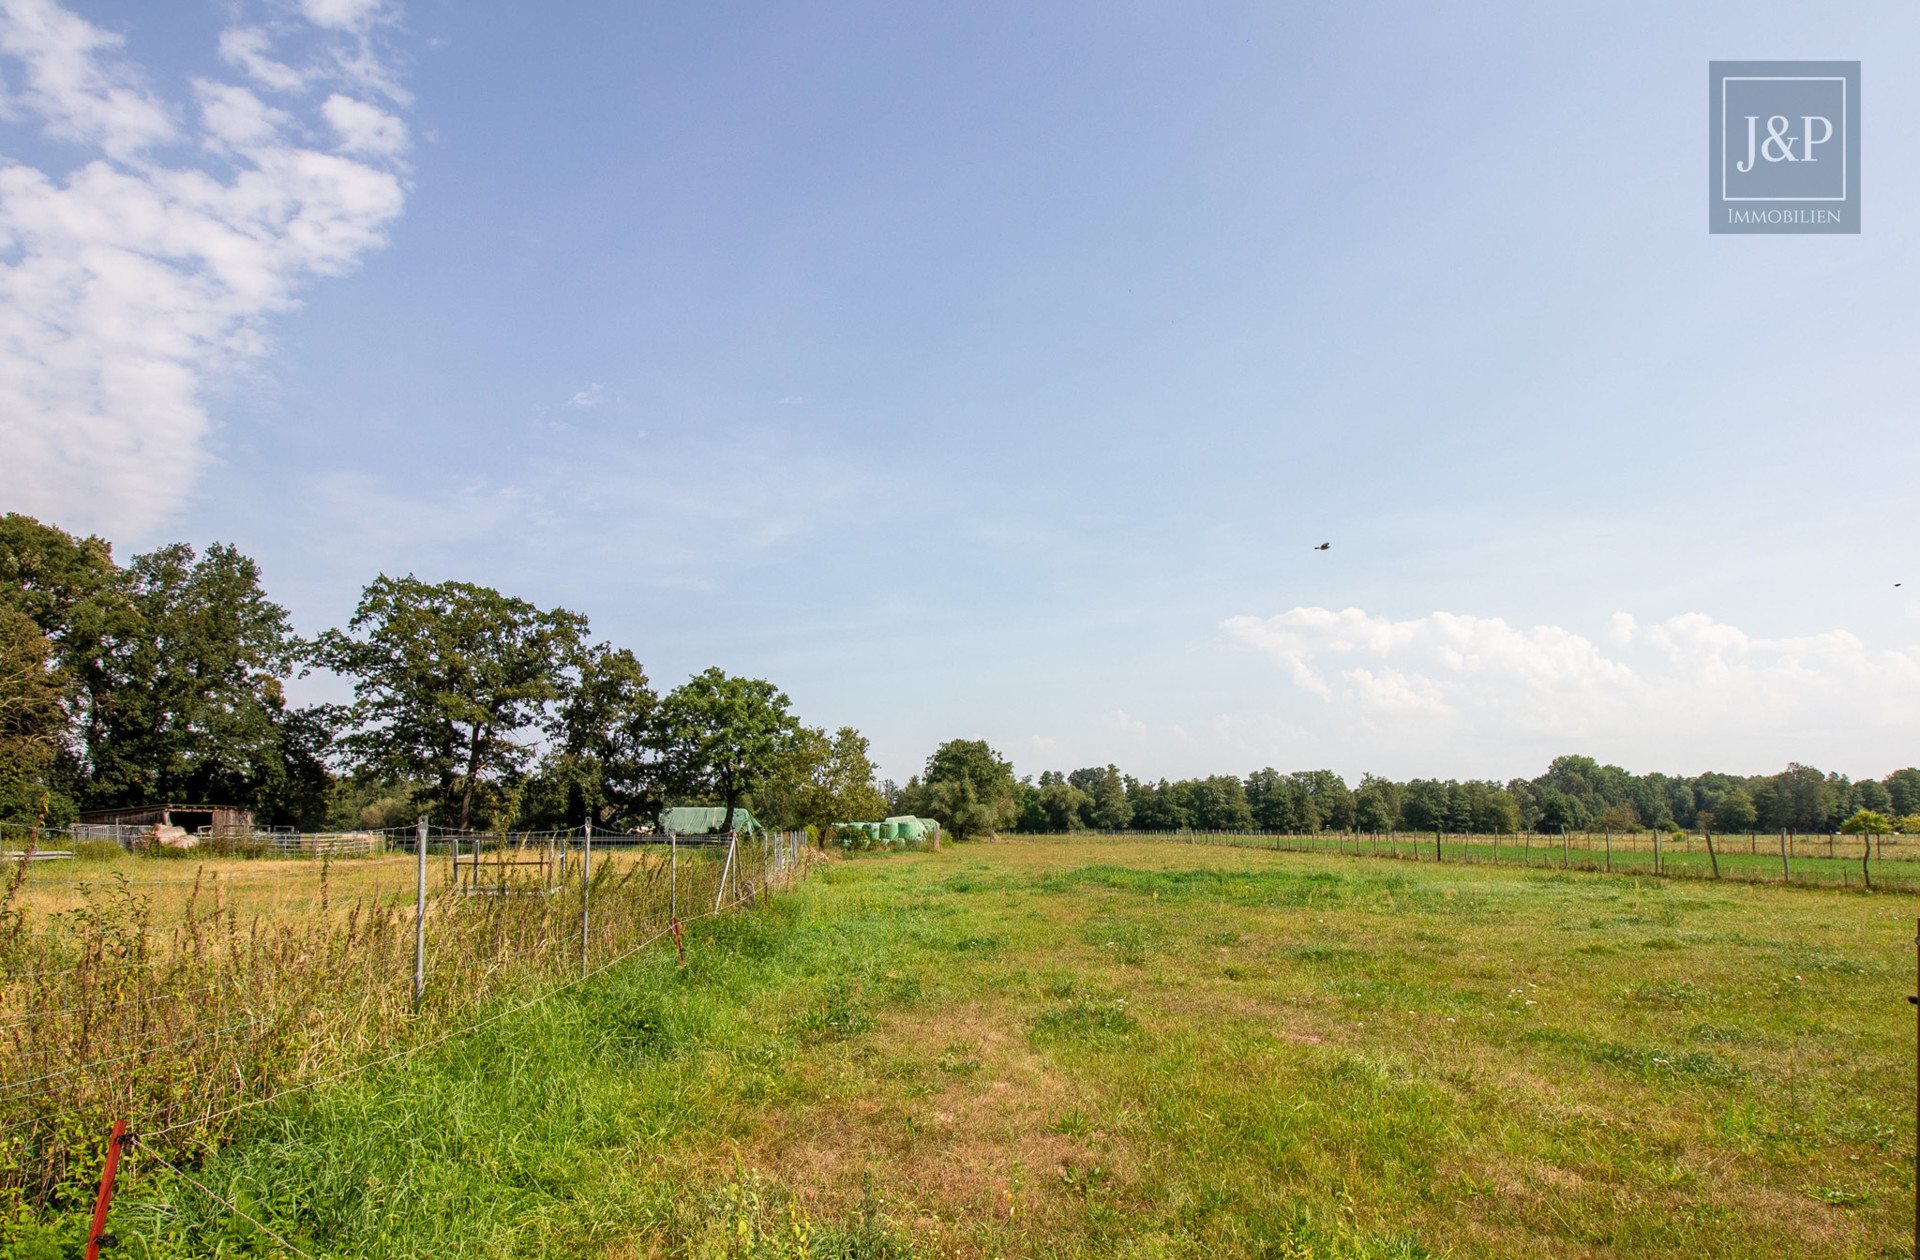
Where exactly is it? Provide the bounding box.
[1780,831,1791,883]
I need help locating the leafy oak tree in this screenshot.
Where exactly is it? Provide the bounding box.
[0,515,126,822]
[0,610,66,824]
[652,668,797,833]
[84,544,318,816]
[520,642,659,830]
[315,576,587,831]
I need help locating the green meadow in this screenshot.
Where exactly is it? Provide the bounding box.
[25,837,1915,1260]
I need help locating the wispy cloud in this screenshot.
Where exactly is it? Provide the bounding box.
[0,0,409,538]
[564,384,603,409]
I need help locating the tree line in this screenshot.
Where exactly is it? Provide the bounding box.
[0,515,885,834]
[9,514,1914,841]
[881,742,1920,839]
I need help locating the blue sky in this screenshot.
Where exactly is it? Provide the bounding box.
[3,0,1917,785]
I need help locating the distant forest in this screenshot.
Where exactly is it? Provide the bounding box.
[988,757,1920,837]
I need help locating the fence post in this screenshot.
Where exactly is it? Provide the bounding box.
[1434,829,1442,862]
[715,833,738,912]
[1604,829,1611,872]
[1562,826,1568,870]
[670,829,677,920]
[1653,828,1661,875]
[1863,831,1872,891]
[1780,831,1790,883]
[1705,829,1719,880]
[82,1120,127,1260]
[413,817,427,1011]
[581,816,592,978]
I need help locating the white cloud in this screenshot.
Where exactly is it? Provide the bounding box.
[217,27,305,93]
[1105,708,1147,736]
[1222,605,1920,743]
[0,0,407,538]
[564,384,602,409]
[299,0,386,33]
[321,92,405,157]
[1029,735,1059,756]
[0,0,174,159]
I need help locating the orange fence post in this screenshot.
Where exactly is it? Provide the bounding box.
[83,1120,127,1260]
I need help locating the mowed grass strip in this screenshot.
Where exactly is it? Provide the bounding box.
[44,837,1916,1260]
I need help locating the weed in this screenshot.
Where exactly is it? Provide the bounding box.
[936,1041,982,1076]
[1048,1106,1094,1137]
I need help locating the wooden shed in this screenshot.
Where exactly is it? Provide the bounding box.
[77,804,254,835]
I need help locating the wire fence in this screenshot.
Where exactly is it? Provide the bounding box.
[1091,827,1920,891]
[0,822,812,1210]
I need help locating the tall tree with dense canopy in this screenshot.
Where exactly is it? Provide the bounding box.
[918,738,1018,840]
[315,576,588,830]
[84,543,312,812]
[522,642,660,829]
[0,610,66,824]
[758,724,887,832]
[1071,765,1132,830]
[0,515,127,820]
[652,668,797,833]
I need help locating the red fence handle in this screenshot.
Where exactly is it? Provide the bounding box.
[84,1120,127,1260]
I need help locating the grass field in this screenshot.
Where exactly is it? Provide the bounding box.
[20,836,1917,1260]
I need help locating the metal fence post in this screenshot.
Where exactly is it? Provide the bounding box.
[715,832,737,912]
[581,816,592,977]
[670,829,677,920]
[413,817,427,1011]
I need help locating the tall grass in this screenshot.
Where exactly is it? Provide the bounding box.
[0,830,807,1217]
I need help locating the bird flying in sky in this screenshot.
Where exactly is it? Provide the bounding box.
[1314,542,1331,551]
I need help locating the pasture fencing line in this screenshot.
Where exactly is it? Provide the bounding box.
[127,1134,319,1260]
[1104,827,1920,894]
[0,824,813,1212]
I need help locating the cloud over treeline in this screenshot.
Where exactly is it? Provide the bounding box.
[1224,605,1920,746]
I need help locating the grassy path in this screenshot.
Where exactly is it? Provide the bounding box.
[31,837,1916,1259]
